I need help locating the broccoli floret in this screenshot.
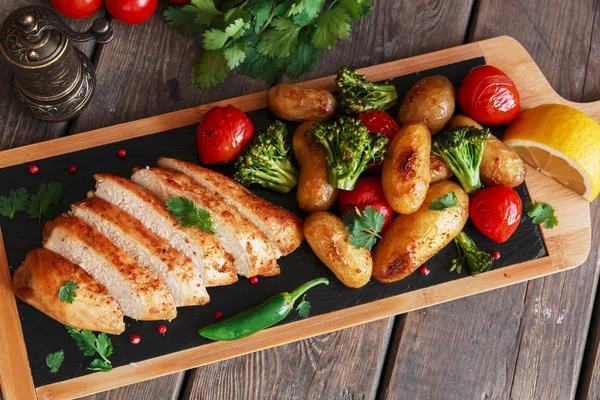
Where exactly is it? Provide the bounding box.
[432,126,491,194]
[309,117,389,190]
[450,231,493,275]
[233,121,299,194]
[335,67,398,114]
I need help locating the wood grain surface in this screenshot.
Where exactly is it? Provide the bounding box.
[1,0,599,399]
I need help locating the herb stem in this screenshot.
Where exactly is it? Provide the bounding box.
[258,2,279,34]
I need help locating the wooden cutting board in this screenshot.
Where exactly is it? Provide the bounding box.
[0,36,594,400]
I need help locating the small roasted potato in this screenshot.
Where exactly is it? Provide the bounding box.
[397,76,455,134]
[430,154,453,184]
[304,212,372,288]
[267,84,337,122]
[373,181,469,283]
[480,135,526,187]
[293,121,339,213]
[447,114,526,187]
[382,122,431,214]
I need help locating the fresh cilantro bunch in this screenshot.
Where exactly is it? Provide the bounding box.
[164,0,372,89]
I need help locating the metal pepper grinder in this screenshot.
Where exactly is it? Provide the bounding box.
[0,6,113,121]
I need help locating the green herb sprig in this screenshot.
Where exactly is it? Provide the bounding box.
[167,197,215,233]
[429,191,457,211]
[0,188,29,219]
[342,206,384,250]
[58,281,79,304]
[66,327,113,372]
[46,350,64,373]
[526,201,558,229]
[164,0,372,89]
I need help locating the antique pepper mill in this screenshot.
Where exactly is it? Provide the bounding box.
[0,6,113,121]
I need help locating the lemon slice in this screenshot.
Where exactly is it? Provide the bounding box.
[503,104,600,202]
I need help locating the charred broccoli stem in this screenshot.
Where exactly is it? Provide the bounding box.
[450,231,493,275]
[309,117,389,190]
[432,126,491,194]
[233,121,299,194]
[335,67,398,114]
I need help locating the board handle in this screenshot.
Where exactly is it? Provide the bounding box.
[479,36,600,122]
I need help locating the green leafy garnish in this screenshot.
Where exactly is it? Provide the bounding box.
[450,231,493,275]
[342,206,384,250]
[166,197,214,233]
[0,188,29,219]
[46,350,64,373]
[164,0,372,88]
[27,182,63,222]
[296,294,311,319]
[526,201,558,229]
[429,191,457,211]
[67,327,113,372]
[58,280,78,304]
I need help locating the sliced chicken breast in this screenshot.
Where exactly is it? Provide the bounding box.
[132,167,279,278]
[43,215,177,321]
[13,248,125,334]
[93,173,237,287]
[71,197,208,306]
[158,157,303,256]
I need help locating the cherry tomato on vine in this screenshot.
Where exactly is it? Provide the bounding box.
[469,186,522,243]
[51,0,103,19]
[105,0,157,25]
[338,177,395,233]
[196,105,255,164]
[457,65,521,125]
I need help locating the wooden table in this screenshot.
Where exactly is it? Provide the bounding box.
[1,1,599,399]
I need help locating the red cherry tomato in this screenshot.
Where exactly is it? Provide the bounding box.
[338,177,395,232]
[105,0,157,24]
[196,105,254,164]
[51,0,103,19]
[457,65,521,125]
[469,186,522,243]
[357,111,399,173]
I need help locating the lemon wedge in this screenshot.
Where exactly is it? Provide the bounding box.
[503,104,600,201]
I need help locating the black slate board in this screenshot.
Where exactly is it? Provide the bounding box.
[0,57,546,387]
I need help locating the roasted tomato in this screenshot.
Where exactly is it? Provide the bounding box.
[457,65,521,125]
[469,186,522,243]
[105,0,157,24]
[357,111,399,172]
[338,176,395,233]
[197,105,255,164]
[51,0,103,18]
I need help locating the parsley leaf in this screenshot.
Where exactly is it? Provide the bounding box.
[95,332,113,360]
[338,0,370,20]
[296,295,311,318]
[286,38,320,79]
[164,7,203,34]
[251,0,274,33]
[190,50,230,89]
[342,206,384,250]
[166,197,215,233]
[429,191,458,211]
[287,0,323,19]
[58,280,78,304]
[311,6,351,51]
[257,16,301,58]
[46,350,64,373]
[88,358,112,372]
[0,188,29,219]
[526,201,558,229]
[223,40,247,69]
[66,326,97,356]
[238,45,286,84]
[203,28,229,50]
[27,182,63,222]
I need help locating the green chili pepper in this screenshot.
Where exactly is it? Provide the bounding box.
[199,278,329,341]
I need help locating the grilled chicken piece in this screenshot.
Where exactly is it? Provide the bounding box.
[94,173,236,287]
[43,215,177,321]
[158,157,303,256]
[13,249,125,334]
[71,197,208,306]
[132,167,279,278]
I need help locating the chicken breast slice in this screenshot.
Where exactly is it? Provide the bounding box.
[158,157,303,256]
[71,197,208,306]
[132,167,280,278]
[13,248,125,334]
[43,215,177,321]
[94,173,237,287]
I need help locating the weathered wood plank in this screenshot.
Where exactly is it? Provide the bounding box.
[79,371,184,400]
[380,1,599,399]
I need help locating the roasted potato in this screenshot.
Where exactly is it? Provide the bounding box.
[447,114,526,187]
[382,122,431,214]
[267,84,338,122]
[304,212,372,288]
[430,154,453,184]
[293,122,339,213]
[397,76,455,134]
[373,181,469,283]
